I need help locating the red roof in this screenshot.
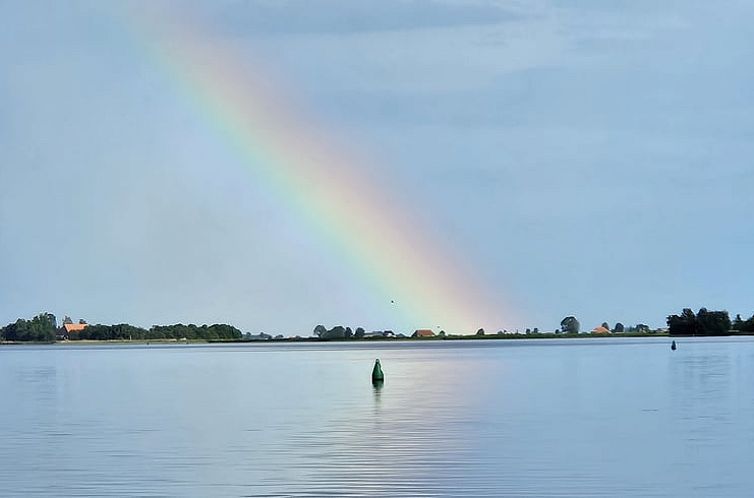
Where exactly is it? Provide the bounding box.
[63,323,88,333]
[413,329,435,337]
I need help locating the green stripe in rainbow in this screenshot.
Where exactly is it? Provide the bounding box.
[118,5,514,333]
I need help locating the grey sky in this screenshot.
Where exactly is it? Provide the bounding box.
[1,1,753,334]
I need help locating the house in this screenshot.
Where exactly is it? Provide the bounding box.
[412,329,435,338]
[591,325,611,334]
[60,322,88,339]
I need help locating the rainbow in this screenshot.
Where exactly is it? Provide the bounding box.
[118,5,514,333]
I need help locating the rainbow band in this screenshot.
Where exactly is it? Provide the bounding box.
[121,5,512,332]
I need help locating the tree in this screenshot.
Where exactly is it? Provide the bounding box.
[601,322,610,331]
[733,314,744,330]
[476,328,485,336]
[81,323,149,341]
[321,326,346,340]
[696,308,730,335]
[344,327,353,339]
[2,314,56,342]
[142,323,242,341]
[613,322,625,333]
[668,308,731,336]
[739,314,754,332]
[354,327,365,339]
[313,325,327,337]
[533,327,539,334]
[29,313,56,341]
[560,316,580,334]
[667,308,697,335]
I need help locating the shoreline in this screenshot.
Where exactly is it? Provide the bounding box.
[9,332,754,346]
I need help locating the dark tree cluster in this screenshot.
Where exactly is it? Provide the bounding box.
[313,325,377,340]
[314,325,349,340]
[1,315,243,342]
[667,308,732,336]
[76,323,242,341]
[1,313,56,342]
[145,323,242,341]
[560,316,580,334]
[77,323,242,341]
[76,324,148,341]
[732,314,754,332]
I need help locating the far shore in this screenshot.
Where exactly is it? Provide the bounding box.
[17,332,754,346]
[8,331,754,346]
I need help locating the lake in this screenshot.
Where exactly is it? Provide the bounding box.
[1,337,753,497]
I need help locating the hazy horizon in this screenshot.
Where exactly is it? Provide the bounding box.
[2,1,753,334]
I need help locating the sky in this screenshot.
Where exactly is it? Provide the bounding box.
[1,0,753,335]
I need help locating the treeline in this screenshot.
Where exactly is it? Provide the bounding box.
[1,314,57,342]
[557,316,651,335]
[80,323,242,341]
[314,325,366,340]
[667,308,754,336]
[1,313,242,342]
[313,325,400,340]
[5,310,754,342]
[734,314,754,332]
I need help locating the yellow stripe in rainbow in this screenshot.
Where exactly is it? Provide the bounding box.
[120,5,514,333]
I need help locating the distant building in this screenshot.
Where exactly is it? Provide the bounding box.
[60,322,88,339]
[360,331,395,339]
[412,329,435,338]
[591,325,611,334]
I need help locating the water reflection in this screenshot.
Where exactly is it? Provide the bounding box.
[372,378,383,422]
[0,339,753,496]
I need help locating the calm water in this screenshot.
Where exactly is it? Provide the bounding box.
[1,337,753,497]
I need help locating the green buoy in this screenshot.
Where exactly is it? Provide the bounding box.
[372,359,384,384]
